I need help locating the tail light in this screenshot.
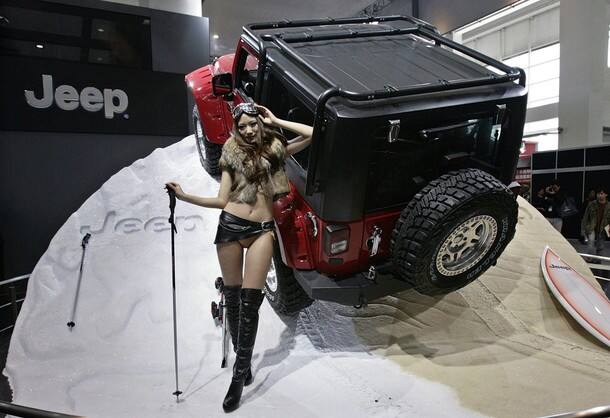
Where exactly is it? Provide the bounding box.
[324,224,349,255]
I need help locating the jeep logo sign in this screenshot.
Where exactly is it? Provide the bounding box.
[24,74,128,119]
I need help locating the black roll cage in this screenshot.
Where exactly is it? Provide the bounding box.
[244,15,526,196]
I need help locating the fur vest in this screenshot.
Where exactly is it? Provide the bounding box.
[218,136,290,204]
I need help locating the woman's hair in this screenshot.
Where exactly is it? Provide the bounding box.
[232,114,287,185]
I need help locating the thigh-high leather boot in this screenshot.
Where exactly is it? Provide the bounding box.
[223,285,253,386]
[222,288,264,413]
[222,285,241,351]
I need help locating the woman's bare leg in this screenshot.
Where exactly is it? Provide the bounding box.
[222,232,272,412]
[216,242,244,286]
[242,232,274,289]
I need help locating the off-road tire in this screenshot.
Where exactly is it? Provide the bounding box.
[265,240,313,315]
[391,168,518,295]
[193,105,222,176]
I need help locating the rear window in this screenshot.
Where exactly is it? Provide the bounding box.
[365,113,503,211]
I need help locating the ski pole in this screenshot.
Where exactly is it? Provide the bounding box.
[67,233,91,329]
[166,186,182,402]
[221,294,228,368]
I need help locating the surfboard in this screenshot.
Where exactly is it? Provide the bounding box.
[540,246,610,348]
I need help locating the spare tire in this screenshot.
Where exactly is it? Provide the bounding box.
[391,168,518,295]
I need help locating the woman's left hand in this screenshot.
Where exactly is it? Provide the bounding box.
[256,105,277,126]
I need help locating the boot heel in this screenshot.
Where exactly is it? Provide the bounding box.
[222,379,245,412]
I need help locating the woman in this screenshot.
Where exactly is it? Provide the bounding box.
[166,102,313,412]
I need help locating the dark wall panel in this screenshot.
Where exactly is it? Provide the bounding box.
[150,9,209,74]
[0,56,188,136]
[0,131,183,279]
[46,0,210,75]
[585,145,610,167]
[418,0,521,33]
[557,149,584,169]
[585,170,610,195]
[532,151,556,170]
[0,0,207,278]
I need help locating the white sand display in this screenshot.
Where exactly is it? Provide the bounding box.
[4,136,609,418]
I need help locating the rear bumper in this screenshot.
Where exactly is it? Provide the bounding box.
[293,263,412,306]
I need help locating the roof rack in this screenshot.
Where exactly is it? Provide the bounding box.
[246,16,526,195]
[245,15,439,34]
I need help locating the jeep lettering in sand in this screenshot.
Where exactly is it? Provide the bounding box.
[186,15,527,314]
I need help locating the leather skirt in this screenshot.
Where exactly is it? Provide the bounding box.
[214,211,275,244]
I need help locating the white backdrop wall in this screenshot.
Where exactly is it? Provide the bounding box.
[457,1,559,60]
[453,0,610,149]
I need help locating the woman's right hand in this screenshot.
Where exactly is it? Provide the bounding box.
[165,182,185,200]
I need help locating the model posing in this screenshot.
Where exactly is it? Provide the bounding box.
[166,102,313,412]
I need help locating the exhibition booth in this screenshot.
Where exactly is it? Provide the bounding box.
[0,1,608,417]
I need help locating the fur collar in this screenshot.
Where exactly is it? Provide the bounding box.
[219,136,288,204]
[220,136,284,177]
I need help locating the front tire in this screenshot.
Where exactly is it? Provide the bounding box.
[391,168,518,295]
[265,240,313,315]
[193,105,222,176]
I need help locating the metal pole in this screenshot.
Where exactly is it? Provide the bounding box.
[166,186,182,402]
[67,234,91,329]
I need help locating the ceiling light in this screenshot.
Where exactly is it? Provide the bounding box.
[213,34,220,39]
[35,44,44,49]
[97,28,105,33]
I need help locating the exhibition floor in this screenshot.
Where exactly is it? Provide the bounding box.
[3,136,609,418]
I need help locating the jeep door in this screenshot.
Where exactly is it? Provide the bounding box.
[226,38,260,124]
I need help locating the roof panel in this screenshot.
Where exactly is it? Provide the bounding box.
[289,35,491,92]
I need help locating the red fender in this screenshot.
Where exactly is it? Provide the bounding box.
[185,54,235,145]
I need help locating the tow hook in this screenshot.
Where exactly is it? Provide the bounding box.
[366,226,382,257]
[306,212,318,238]
[367,266,377,282]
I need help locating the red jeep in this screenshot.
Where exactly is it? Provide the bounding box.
[185,16,527,315]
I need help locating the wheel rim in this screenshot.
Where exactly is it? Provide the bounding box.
[435,215,498,277]
[195,117,207,160]
[266,261,278,292]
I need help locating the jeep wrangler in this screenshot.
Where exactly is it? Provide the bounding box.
[185,15,527,315]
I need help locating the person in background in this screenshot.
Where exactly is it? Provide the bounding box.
[580,188,597,243]
[581,186,610,297]
[544,179,564,233]
[532,186,547,216]
[581,186,610,256]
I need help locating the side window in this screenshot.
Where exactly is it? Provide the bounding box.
[235,50,259,98]
[265,74,314,171]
